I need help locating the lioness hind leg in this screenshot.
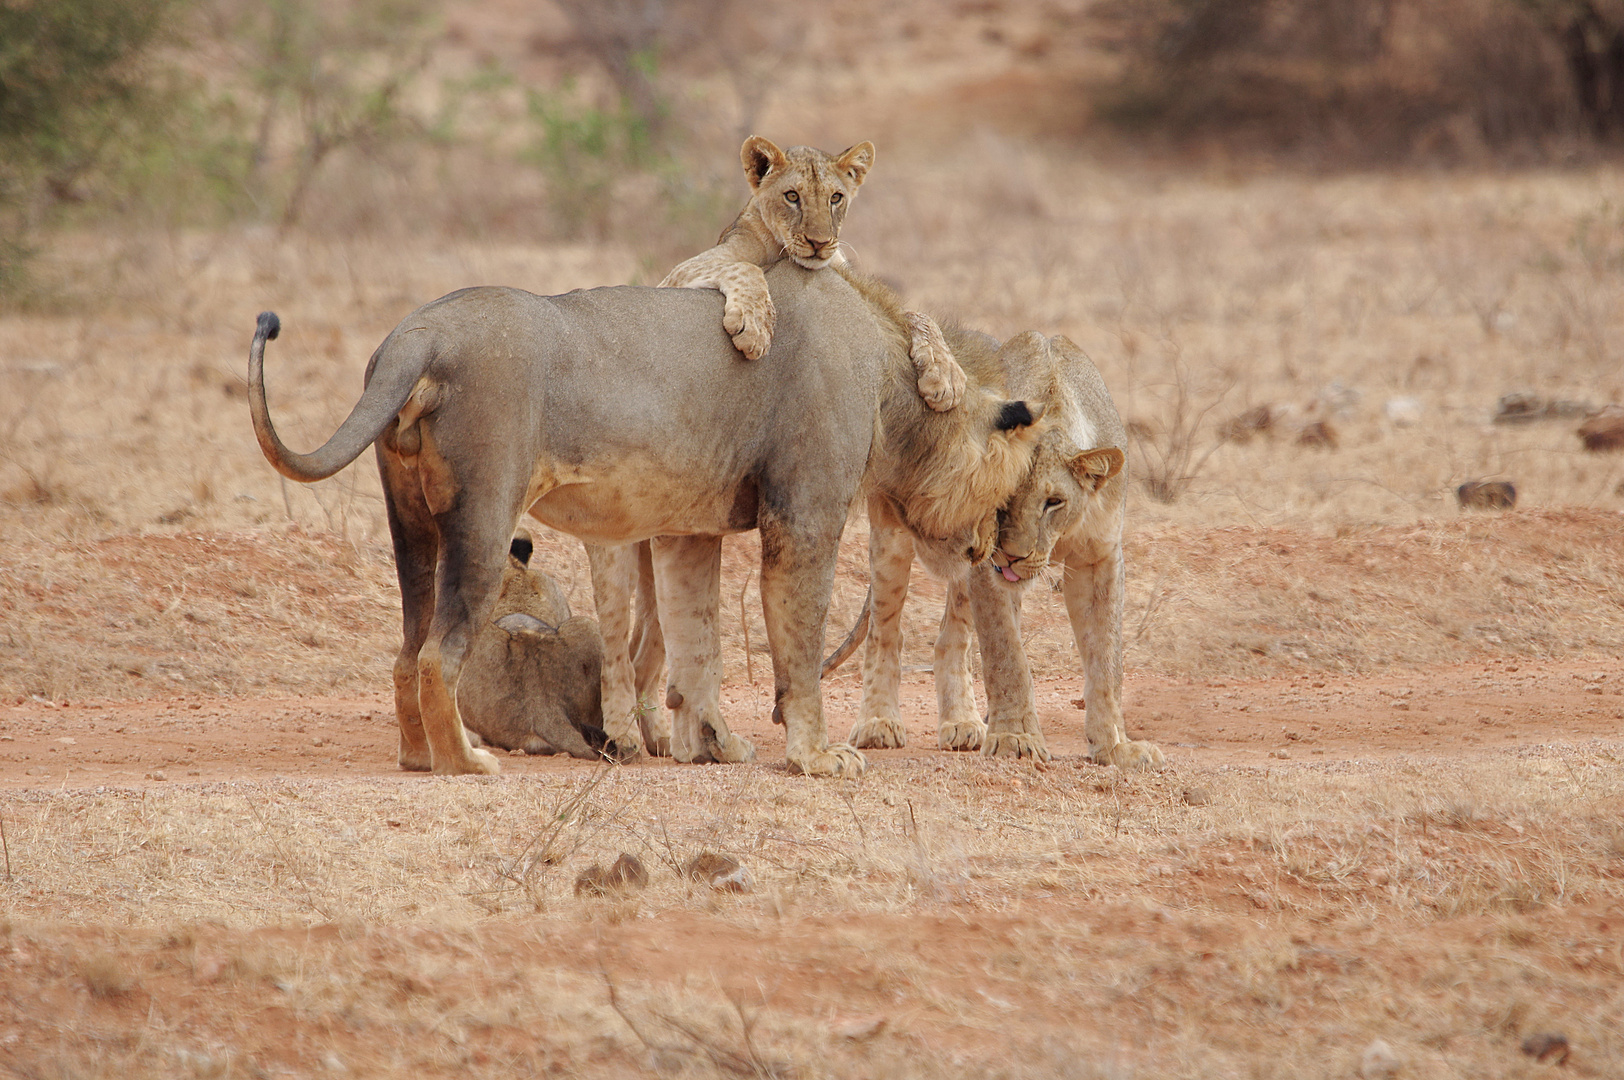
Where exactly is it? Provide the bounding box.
[905,311,967,413]
[379,447,437,771]
[586,543,649,759]
[651,535,754,764]
[850,505,913,750]
[968,566,1051,762]
[630,541,673,757]
[934,575,985,751]
[415,526,507,776]
[1062,546,1164,771]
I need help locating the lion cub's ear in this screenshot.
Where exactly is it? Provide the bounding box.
[1070,447,1124,490]
[741,136,789,189]
[835,141,876,187]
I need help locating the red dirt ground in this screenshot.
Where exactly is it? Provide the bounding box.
[3,659,1622,790]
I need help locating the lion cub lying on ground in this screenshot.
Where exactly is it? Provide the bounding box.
[660,135,965,411]
[458,532,609,760]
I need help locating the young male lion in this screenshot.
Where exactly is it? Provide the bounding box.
[660,135,965,412]
[830,332,1165,771]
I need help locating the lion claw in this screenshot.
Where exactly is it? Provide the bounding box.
[937,718,986,752]
[1094,738,1166,771]
[848,715,907,749]
[982,731,1051,762]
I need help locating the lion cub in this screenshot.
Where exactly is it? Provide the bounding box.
[661,135,965,411]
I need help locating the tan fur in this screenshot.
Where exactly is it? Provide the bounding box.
[248,265,1041,779]
[457,536,608,760]
[661,137,966,410]
[848,332,1164,771]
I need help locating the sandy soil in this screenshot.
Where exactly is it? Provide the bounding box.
[3,660,1622,791]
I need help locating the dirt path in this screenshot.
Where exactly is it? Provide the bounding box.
[5,661,1619,789]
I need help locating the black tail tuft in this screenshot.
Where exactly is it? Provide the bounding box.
[995,400,1036,431]
[256,311,280,341]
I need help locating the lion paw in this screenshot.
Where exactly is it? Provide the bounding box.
[789,743,867,778]
[937,718,986,752]
[433,745,502,775]
[848,715,908,749]
[706,730,757,764]
[398,744,432,772]
[723,295,776,360]
[905,311,966,412]
[1094,739,1166,772]
[982,731,1051,762]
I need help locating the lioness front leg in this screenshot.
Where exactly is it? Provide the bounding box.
[1061,545,1164,771]
[586,542,650,759]
[905,311,967,412]
[968,566,1050,761]
[650,536,755,765]
[850,504,913,750]
[933,575,985,751]
[760,518,865,778]
[659,253,776,360]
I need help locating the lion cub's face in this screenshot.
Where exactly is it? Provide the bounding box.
[990,434,1124,586]
[741,136,874,270]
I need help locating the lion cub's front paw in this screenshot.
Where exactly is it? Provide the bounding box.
[982,731,1051,762]
[789,743,867,778]
[905,311,966,412]
[1094,739,1166,771]
[848,715,907,749]
[723,294,776,360]
[937,718,986,752]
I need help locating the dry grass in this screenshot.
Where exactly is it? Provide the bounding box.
[4,161,1624,699]
[1,746,1620,1076]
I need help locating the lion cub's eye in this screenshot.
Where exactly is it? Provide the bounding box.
[784,190,800,203]
[830,191,844,205]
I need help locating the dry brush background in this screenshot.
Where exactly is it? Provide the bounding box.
[2,1,1624,1077]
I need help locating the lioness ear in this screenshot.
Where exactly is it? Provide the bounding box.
[835,141,875,187]
[1070,447,1125,490]
[741,136,788,190]
[994,400,1046,431]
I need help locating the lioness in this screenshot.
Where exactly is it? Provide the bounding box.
[660,136,966,412]
[838,332,1165,770]
[248,263,1041,777]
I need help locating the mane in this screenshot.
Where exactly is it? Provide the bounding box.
[835,267,1042,539]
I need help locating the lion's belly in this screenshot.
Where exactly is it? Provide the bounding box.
[526,465,755,545]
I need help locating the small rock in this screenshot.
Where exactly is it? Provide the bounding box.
[1520,1032,1570,1065]
[1360,1038,1401,1079]
[835,1014,887,1041]
[1270,748,1291,760]
[1383,397,1422,427]
[1577,405,1624,452]
[1296,420,1338,449]
[574,852,650,897]
[1181,787,1212,806]
[1221,404,1276,444]
[684,851,754,893]
[1457,480,1516,511]
[1493,392,1546,424]
[147,770,167,782]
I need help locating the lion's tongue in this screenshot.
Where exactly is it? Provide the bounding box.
[1001,566,1020,583]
